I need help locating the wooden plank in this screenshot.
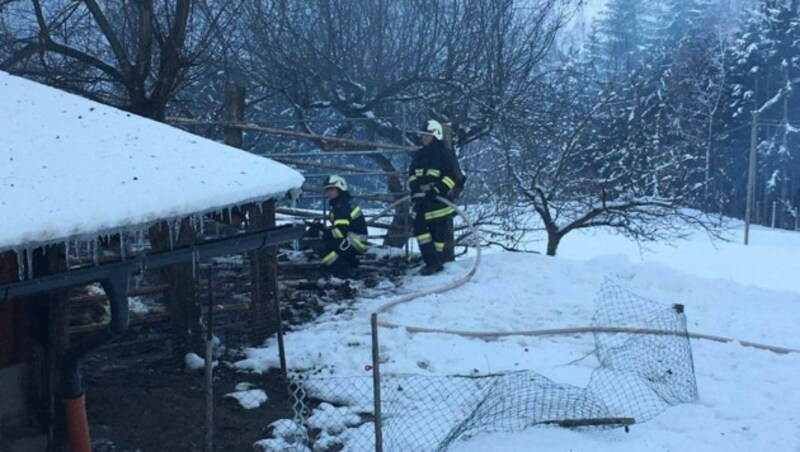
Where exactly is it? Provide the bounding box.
[541,417,636,428]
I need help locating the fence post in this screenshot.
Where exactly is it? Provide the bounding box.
[224,85,245,148]
[441,123,456,262]
[744,110,757,245]
[371,313,383,452]
[771,201,776,228]
[204,266,215,452]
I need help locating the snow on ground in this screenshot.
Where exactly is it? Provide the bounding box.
[238,219,800,451]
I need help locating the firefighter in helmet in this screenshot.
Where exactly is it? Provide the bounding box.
[319,175,369,278]
[408,120,459,275]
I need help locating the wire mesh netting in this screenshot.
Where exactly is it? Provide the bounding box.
[588,279,699,421]
[274,279,698,452]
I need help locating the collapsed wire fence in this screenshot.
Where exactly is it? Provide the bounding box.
[267,279,698,452]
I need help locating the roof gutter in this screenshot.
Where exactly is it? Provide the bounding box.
[0,223,305,304]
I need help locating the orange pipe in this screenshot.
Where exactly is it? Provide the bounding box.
[64,394,91,452]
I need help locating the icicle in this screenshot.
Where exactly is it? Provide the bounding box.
[92,239,99,266]
[26,248,33,279]
[168,221,175,250]
[119,233,126,260]
[16,249,25,281]
[174,219,182,244]
[64,241,72,269]
[191,249,199,279]
[135,230,144,253]
[103,234,110,259]
[71,240,79,268]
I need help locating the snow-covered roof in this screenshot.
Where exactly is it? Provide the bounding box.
[0,71,304,252]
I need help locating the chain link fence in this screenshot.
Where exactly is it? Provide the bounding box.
[253,279,698,452]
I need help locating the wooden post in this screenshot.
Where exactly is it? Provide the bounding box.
[29,245,69,450]
[205,268,215,452]
[441,123,456,262]
[224,85,245,148]
[0,252,26,368]
[224,85,281,347]
[245,201,279,344]
[370,313,383,452]
[744,110,757,245]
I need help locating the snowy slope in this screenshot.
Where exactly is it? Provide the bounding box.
[238,222,800,451]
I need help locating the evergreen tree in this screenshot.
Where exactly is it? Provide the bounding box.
[723,0,800,224]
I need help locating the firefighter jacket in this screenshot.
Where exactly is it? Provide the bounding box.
[328,192,369,253]
[408,139,458,221]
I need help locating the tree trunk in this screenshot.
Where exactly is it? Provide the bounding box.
[546,231,561,256]
[384,204,410,248]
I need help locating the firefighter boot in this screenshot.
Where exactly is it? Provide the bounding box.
[329,257,353,279]
[419,241,444,276]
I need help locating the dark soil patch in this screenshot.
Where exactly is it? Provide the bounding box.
[86,352,291,452]
[81,251,411,451]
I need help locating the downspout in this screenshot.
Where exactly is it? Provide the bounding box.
[61,270,130,452]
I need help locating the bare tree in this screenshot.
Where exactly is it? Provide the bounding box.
[234,0,576,245]
[2,0,240,120]
[498,64,721,256]
[240,0,575,140]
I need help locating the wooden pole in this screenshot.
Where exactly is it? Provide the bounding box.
[370,313,383,452]
[224,86,245,149]
[441,123,456,262]
[204,267,214,452]
[264,200,289,383]
[745,110,757,245]
[222,86,279,344]
[31,245,69,449]
[245,202,277,343]
[168,116,416,153]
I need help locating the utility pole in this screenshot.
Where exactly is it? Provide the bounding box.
[744,110,758,245]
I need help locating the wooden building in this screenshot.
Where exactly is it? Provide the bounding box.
[0,71,305,451]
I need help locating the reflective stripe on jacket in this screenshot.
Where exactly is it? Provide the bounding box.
[408,139,457,221]
[328,193,369,251]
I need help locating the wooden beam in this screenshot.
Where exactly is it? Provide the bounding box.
[167,117,417,153]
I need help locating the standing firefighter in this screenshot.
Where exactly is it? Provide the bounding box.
[319,175,369,278]
[409,120,459,275]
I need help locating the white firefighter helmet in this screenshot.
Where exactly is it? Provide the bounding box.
[425,119,443,141]
[323,175,348,192]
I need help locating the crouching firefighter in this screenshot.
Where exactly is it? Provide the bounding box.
[319,175,369,278]
[409,119,459,276]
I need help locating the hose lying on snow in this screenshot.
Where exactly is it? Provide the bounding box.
[367,194,481,317]
[368,195,798,355]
